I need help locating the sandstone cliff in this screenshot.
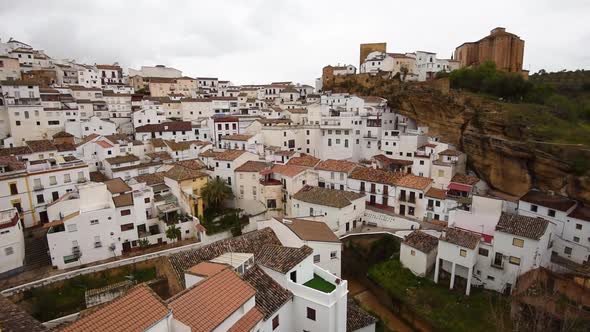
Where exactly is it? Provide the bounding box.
[328,78,590,203]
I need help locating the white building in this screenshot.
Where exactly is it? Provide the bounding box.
[291,185,365,235]
[400,230,439,277]
[257,217,343,276]
[0,208,24,275]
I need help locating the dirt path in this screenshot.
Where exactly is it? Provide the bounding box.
[349,278,416,332]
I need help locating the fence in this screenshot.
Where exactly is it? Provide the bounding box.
[1,231,232,297]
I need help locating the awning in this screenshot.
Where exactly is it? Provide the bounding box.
[448,183,472,192]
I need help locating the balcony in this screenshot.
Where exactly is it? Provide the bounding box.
[399,195,407,202]
[427,205,434,211]
[77,177,88,184]
[33,184,44,191]
[408,197,416,204]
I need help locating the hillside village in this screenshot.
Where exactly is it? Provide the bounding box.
[0,26,589,332]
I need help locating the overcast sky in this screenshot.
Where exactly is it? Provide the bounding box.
[1,0,588,85]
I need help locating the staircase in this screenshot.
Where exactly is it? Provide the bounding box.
[24,228,52,270]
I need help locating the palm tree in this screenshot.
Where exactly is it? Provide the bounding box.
[165,224,181,243]
[201,177,233,211]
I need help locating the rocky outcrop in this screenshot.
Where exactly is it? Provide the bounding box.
[329,78,590,203]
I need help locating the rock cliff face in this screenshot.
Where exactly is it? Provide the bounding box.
[329,78,590,203]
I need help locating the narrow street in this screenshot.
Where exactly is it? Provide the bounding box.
[348,278,416,332]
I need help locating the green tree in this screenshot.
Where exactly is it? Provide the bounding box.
[201,177,233,210]
[165,224,181,243]
[138,238,150,247]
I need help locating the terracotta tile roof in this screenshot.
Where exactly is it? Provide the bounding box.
[199,150,221,158]
[150,138,166,148]
[59,284,169,332]
[395,174,432,190]
[373,154,413,167]
[213,116,239,123]
[135,121,192,133]
[221,134,254,141]
[165,165,208,182]
[257,118,292,125]
[568,205,590,222]
[0,295,47,332]
[235,161,271,173]
[104,178,131,194]
[214,149,246,161]
[0,156,26,171]
[168,269,256,332]
[26,140,56,152]
[496,213,549,240]
[271,164,306,177]
[104,134,131,143]
[273,150,296,156]
[112,193,133,208]
[227,307,264,332]
[242,265,293,319]
[175,159,206,170]
[76,133,99,147]
[286,154,320,168]
[96,64,121,70]
[146,151,172,161]
[89,171,107,183]
[163,140,191,151]
[439,149,462,157]
[426,188,447,200]
[451,174,480,186]
[186,261,228,277]
[441,228,480,249]
[281,218,340,242]
[315,159,359,173]
[403,231,439,253]
[95,140,113,149]
[256,245,313,273]
[350,167,405,186]
[347,298,377,332]
[520,190,576,212]
[167,228,282,287]
[293,185,365,208]
[133,172,165,185]
[0,146,32,157]
[105,154,139,165]
[53,131,74,138]
[286,108,307,114]
[55,143,76,152]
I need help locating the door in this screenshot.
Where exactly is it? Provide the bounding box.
[39,211,49,224]
[382,196,388,207]
[345,222,350,232]
[369,195,376,205]
[400,205,406,216]
[122,241,132,253]
[353,220,357,228]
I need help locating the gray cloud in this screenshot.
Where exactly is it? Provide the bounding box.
[0,0,588,85]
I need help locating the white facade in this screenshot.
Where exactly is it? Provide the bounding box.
[0,208,25,275]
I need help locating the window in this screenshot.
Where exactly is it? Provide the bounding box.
[9,183,18,195]
[4,247,14,256]
[15,121,21,126]
[459,249,467,257]
[328,138,332,146]
[410,249,416,256]
[419,160,424,165]
[36,194,44,204]
[290,270,297,282]
[548,209,556,217]
[512,238,524,248]
[487,275,495,281]
[478,248,489,256]
[530,204,538,212]
[64,174,71,183]
[564,247,572,255]
[121,223,134,231]
[307,307,316,321]
[576,223,583,230]
[344,139,349,147]
[144,197,150,203]
[314,254,320,263]
[121,209,131,216]
[67,224,77,232]
[90,219,99,225]
[509,256,521,266]
[330,251,337,259]
[49,176,57,185]
[272,315,279,330]
[573,236,580,243]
